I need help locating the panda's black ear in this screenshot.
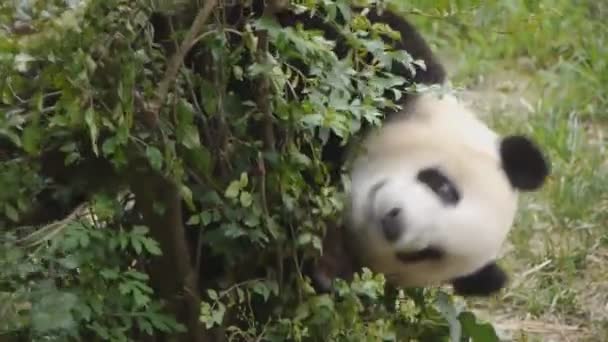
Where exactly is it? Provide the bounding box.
[500,135,549,191]
[451,261,508,297]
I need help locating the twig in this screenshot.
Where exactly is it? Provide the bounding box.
[153,0,219,115]
[181,66,213,144]
[509,259,552,289]
[252,27,281,286]
[16,203,89,247]
[254,29,276,151]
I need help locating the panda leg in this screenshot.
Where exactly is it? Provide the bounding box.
[450,262,508,297]
[306,224,359,294]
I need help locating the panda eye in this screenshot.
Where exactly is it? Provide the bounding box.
[417,167,461,205]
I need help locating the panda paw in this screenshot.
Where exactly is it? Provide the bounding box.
[451,262,508,297]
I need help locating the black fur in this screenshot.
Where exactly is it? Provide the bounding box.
[395,246,445,263]
[500,135,550,191]
[451,262,508,297]
[365,9,446,86]
[416,167,461,206]
[307,223,359,294]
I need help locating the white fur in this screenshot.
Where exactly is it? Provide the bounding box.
[345,91,518,287]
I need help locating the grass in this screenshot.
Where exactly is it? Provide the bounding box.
[392,0,608,340]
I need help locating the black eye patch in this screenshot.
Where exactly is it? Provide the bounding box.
[416,167,461,205]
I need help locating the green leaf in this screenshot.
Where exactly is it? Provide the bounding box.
[239,191,253,207]
[74,302,92,322]
[141,237,162,256]
[102,137,117,156]
[133,288,151,308]
[289,148,312,167]
[183,125,201,149]
[236,287,245,304]
[132,237,143,254]
[239,172,249,187]
[84,107,99,156]
[100,268,120,280]
[127,270,150,281]
[132,225,149,235]
[176,99,201,149]
[199,300,225,329]
[138,318,154,335]
[119,233,129,250]
[200,80,218,114]
[119,281,133,295]
[243,212,260,227]
[146,146,163,171]
[251,281,271,302]
[22,123,41,155]
[200,211,214,225]
[90,322,111,339]
[186,214,200,225]
[436,292,462,342]
[78,230,90,248]
[207,289,218,300]
[32,292,79,333]
[224,180,241,199]
[222,223,246,238]
[459,311,500,342]
[312,235,323,252]
[180,184,195,210]
[212,302,226,326]
[5,203,19,222]
[58,255,80,270]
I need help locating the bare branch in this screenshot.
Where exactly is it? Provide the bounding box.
[152,0,219,117]
[16,203,89,248]
[254,29,276,151]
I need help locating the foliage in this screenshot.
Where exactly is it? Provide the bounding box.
[0,194,184,340]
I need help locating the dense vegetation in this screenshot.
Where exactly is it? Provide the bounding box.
[1,0,606,341]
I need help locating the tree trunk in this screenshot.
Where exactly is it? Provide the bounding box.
[129,169,211,342]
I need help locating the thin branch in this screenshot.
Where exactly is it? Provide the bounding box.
[153,0,219,115]
[16,203,89,248]
[254,29,276,151]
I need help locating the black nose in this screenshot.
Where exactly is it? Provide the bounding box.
[381,207,403,242]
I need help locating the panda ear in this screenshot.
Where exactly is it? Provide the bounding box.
[500,135,549,191]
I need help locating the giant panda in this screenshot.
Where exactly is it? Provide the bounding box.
[338,90,549,297]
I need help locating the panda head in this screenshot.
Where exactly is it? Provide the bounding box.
[344,91,549,296]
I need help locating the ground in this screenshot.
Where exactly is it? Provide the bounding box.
[403,1,608,341]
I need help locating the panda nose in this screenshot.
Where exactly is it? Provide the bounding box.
[381,207,403,242]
